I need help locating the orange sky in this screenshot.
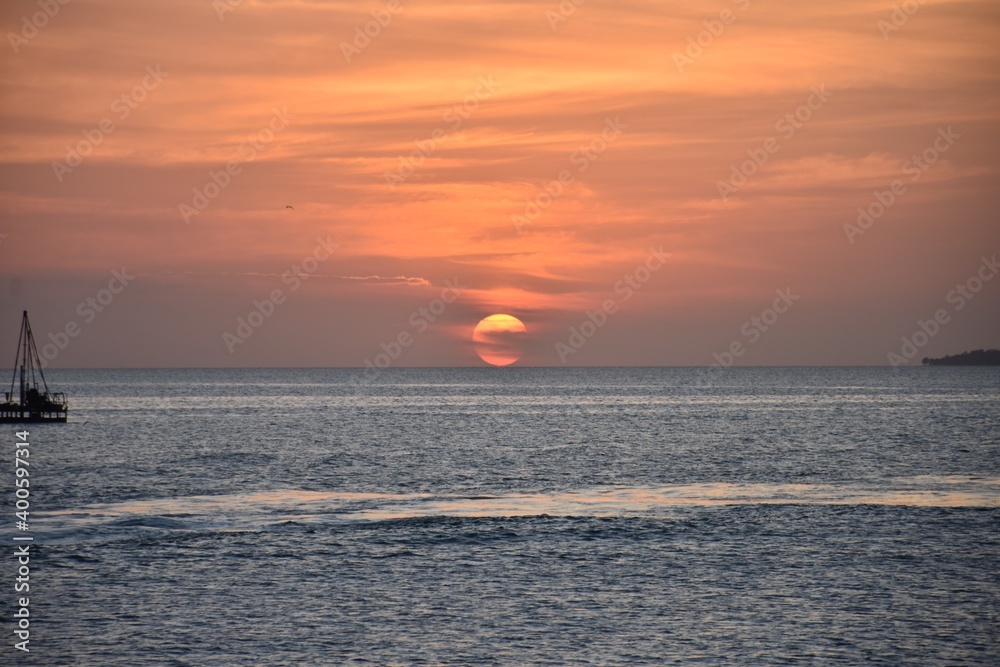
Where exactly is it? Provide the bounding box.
[1,0,997,367]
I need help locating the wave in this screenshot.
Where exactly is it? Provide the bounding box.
[10,477,997,546]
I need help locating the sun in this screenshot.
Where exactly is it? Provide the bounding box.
[472,314,527,366]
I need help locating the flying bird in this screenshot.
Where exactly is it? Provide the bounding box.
[285,205,294,210]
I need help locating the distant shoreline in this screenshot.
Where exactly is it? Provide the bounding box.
[922,349,1000,366]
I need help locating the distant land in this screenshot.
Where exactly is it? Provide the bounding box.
[922,349,1000,366]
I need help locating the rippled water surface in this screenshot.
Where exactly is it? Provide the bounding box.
[5,367,999,665]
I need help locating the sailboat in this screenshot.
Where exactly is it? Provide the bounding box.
[0,311,68,423]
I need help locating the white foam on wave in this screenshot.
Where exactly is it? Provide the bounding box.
[19,477,998,543]
[350,479,1000,520]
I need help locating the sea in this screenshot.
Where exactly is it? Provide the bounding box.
[4,367,999,665]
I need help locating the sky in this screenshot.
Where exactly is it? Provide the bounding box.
[0,0,997,368]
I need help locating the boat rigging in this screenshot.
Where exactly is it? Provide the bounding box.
[1,311,68,423]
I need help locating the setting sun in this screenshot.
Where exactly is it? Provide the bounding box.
[472,314,527,366]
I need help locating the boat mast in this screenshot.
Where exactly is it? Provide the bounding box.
[21,311,28,404]
[8,311,26,405]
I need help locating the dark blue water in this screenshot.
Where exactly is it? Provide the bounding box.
[4,368,999,665]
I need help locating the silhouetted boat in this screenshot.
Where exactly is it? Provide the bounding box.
[0,311,68,423]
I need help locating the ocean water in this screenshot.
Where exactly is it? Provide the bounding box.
[4,367,999,665]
